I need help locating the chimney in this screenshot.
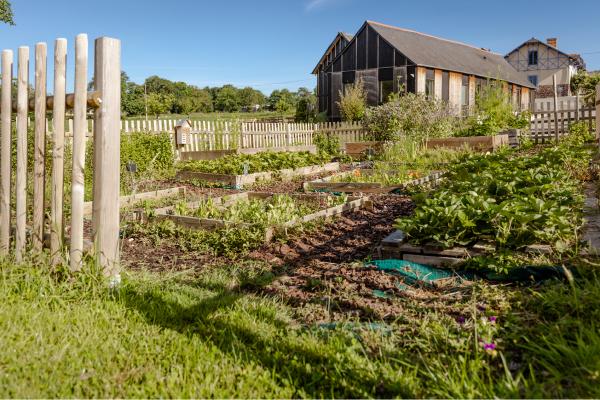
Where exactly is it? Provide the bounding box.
[546,37,557,48]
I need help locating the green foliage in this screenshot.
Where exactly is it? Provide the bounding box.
[571,70,600,106]
[84,132,174,199]
[178,151,331,175]
[146,92,174,118]
[147,194,344,256]
[215,85,242,112]
[313,131,343,158]
[294,90,317,123]
[268,89,295,113]
[0,0,14,25]
[337,79,367,122]
[363,93,456,142]
[457,84,528,137]
[565,121,595,146]
[396,143,591,263]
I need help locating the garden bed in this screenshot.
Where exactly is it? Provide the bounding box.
[152,191,371,243]
[82,187,186,217]
[179,145,317,161]
[425,134,509,152]
[176,162,340,188]
[303,169,444,194]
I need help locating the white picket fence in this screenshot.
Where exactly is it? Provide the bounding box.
[42,118,367,151]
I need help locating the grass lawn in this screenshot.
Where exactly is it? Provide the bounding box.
[1,257,599,398]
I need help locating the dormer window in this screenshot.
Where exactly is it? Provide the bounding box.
[528,50,538,65]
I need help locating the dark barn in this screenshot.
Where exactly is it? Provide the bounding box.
[313,21,535,121]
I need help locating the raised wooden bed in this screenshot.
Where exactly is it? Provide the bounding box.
[344,141,384,159]
[425,134,509,152]
[180,145,317,161]
[82,187,185,217]
[303,170,445,194]
[154,192,371,242]
[379,229,555,268]
[176,162,340,189]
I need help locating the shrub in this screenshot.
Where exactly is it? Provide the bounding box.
[336,78,367,122]
[362,93,456,142]
[457,84,528,137]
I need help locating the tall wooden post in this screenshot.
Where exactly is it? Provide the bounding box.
[32,42,47,251]
[15,47,29,262]
[92,37,121,278]
[552,74,559,142]
[0,50,12,256]
[596,84,600,144]
[70,34,88,271]
[50,39,67,265]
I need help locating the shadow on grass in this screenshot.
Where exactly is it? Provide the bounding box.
[118,281,412,398]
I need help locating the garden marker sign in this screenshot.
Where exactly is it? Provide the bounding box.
[0,35,121,277]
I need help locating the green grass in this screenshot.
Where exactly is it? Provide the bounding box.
[1,257,600,398]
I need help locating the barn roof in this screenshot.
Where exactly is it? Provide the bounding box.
[367,21,535,88]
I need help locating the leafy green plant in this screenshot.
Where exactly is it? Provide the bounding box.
[178,151,331,175]
[396,143,591,259]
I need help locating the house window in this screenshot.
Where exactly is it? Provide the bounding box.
[379,80,393,103]
[528,50,538,66]
[425,69,435,99]
[528,75,538,86]
[460,75,469,107]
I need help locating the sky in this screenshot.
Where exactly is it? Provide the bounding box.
[1,0,600,94]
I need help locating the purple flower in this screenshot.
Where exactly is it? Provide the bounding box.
[489,316,497,323]
[456,316,466,324]
[483,342,496,351]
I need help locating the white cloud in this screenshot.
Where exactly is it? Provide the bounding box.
[305,0,336,12]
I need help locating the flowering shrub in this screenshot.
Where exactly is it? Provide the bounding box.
[362,93,456,142]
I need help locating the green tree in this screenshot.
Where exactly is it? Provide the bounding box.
[0,0,14,25]
[214,85,241,112]
[571,70,600,106]
[239,87,265,110]
[146,92,173,118]
[269,89,295,112]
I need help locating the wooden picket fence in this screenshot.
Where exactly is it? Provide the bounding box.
[527,97,596,143]
[0,35,121,276]
[43,119,367,152]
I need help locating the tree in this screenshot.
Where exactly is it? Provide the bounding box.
[146,92,173,118]
[268,89,295,112]
[214,85,241,112]
[0,0,14,25]
[571,70,600,106]
[239,87,265,110]
[337,79,367,121]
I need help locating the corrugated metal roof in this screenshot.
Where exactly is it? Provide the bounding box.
[368,21,535,88]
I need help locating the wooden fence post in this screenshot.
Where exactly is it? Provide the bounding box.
[70,34,88,271]
[32,42,47,251]
[0,50,12,255]
[552,74,559,142]
[596,84,600,143]
[15,47,29,262]
[92,37,121,278]
[50,39,67,265]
